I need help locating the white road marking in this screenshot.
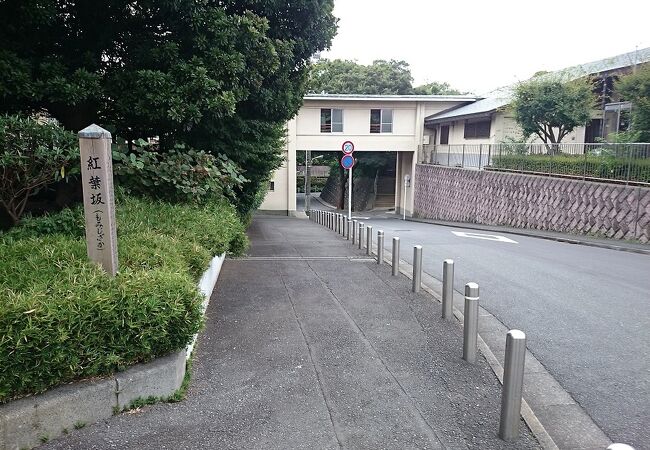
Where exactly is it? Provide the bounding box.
[452,231,518,244]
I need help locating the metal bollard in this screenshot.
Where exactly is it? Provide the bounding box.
[412,245,422,292]
[335,214,339,233]
[358,223,365,249]
[352,220,357,244]
[463,282,479,363]
[330,213,334,230]
[340,215,344,235]
[498,330,527,441]
[347,220,352,240]
[366,225,373,256]
[442,259,454,320]
[377,231,384,264]
[392,237,400,276]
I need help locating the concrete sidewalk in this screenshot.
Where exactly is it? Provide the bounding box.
[44,215,538,449]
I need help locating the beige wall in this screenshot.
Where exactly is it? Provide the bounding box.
[262,97,472,214]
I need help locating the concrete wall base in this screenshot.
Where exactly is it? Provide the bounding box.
[0,253,226,450]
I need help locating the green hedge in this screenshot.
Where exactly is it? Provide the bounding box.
[0,195,247,402]
[491,154,650,184]
[296,176,328,193]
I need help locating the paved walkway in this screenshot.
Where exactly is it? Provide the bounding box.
[44,216,538,449]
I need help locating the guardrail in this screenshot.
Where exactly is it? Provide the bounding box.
[425,143,650,186]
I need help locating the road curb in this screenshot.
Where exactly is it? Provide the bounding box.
[0,253,226,450]
[407,217,650,256]
[356,234,612,449]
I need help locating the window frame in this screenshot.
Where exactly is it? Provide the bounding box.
[463,119,491,139]
[439,125,450,144]
[320,108,343,133]
[370,108,393,133]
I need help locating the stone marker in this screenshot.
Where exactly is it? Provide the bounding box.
[78,124,118,276]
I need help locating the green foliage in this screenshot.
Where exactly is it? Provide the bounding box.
[0,115,78,224]
[308,59,414,95]
[412,81,464,95]
[296,176,328,193]
[307,59,463,97]
[0,0,337,216]
[512,77,596,147]
[491,154,650,183]
[113,141,247,204]
[7,206,85,239]
[0,195,247,402]
[617,65,650,142]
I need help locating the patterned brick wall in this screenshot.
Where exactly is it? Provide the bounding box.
[414,165,650,243]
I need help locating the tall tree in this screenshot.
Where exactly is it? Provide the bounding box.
[412,81,464,95]
[616,64,650,142]
[512,77,595,151]
[0,0,337,215]
[308,59,414,95]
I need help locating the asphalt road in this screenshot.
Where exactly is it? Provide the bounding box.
[349,215,650,448]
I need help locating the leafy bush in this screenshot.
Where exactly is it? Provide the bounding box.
[0,115,78,225]
[296,176,328,193]
[490,154,650,183]
[0,194,247,402]
[113,141,247,204]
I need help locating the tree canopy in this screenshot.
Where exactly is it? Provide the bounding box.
[512,77,595,147]
[0,0,337,215]
[307,59,462,96]
[616,64,650,142]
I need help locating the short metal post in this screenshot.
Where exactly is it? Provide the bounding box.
[412,245,422,292]
[442,259,454,320]
[352,220,357,244]
[463,282,479,363]
[366,225,373,256]
[607,444,635,450]
[392,237,400,276]
[336,214,340,233]
[347,220,352,240]
[358,223,365,249]
[499,330,527,441]
[339,214,343,235]
[377,231,384,264]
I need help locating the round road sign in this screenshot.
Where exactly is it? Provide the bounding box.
[341,154,355,170]
[341,140,355,154]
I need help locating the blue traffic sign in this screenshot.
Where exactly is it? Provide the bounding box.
[341,154,355,169]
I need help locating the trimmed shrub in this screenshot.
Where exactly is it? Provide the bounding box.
[0,194,247,402]
[0,115,79,225]
[491,154,650,184]
[112,142,247,204]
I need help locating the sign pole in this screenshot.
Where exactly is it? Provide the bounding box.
[348,165,353,220]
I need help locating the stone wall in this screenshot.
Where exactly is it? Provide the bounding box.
[320,170,376,211]
[414,165,650,243]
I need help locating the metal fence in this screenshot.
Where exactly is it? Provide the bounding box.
[425,143,650,186]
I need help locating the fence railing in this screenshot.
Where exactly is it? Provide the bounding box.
[424,143,650,186]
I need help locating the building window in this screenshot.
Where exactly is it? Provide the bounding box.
[269,181,275,191]
[463,119,491,139]
[320,108,343,133]
[440,125,449,144]
[370,109,393,133]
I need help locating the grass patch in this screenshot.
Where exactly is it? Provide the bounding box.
[0,194,247,403]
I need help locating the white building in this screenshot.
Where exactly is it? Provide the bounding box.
[259,94,479,215]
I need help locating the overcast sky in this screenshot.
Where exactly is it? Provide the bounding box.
[321,0,650,95]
